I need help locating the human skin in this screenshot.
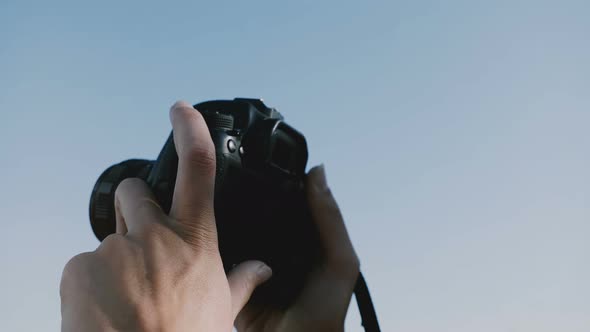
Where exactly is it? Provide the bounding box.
[60,101,359,332]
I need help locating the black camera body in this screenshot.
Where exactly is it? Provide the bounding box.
[90,98,320,306]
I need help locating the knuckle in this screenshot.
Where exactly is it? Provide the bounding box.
[62,252,92,278]
[137,221,173,248]
[115,177,144,197]
[132,197,160,217]
[238,273,257,293]
[188,229,219,254]
[122,177,145,187]
[174,219,219,254]
[96,233,129,255]
[100,232,126,246]
[185,143,216,173]
[60,252,94,297]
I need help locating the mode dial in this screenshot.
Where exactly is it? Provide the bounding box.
[204,112,234,130]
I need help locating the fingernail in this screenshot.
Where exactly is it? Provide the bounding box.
[257,263,273,281]
[314,164,329,191]
[170,100,192,111]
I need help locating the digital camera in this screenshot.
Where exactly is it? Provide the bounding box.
[89,98,320,306]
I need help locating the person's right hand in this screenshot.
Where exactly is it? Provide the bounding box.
[60,101,272,332]
[234,165,360,332]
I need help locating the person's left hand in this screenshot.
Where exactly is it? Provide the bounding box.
[234,165,360,332]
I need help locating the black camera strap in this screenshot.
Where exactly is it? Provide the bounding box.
[354,272,381,332]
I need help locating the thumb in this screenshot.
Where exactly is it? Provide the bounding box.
[227,260,273,318]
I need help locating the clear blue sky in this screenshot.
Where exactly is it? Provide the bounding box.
[1,0,589,331]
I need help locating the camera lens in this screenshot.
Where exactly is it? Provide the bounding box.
[89,159,153,240]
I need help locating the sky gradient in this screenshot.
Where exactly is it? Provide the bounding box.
[1,0,589,331]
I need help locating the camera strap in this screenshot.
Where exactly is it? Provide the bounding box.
[354,272,381,332]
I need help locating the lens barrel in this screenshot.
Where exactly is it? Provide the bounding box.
[89,159,153,240]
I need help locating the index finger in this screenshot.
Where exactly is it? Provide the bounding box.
[168,101,217,232]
